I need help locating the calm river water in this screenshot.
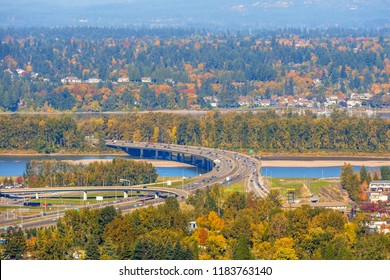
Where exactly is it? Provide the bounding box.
[1,155,388,178]
[0,155,204,178]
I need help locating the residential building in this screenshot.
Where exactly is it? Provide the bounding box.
[86,78,102,84]
[118,77,129,83]
[369,181,390,192]
[367,181,390,202]
[61,76,82,84]
[141,77,152,83]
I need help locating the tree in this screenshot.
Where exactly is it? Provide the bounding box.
[232,236,254,260]
[273,237,298,260]
[100,237,117,260]
[85,236,100,260]
[380,166,390,180]
[372,170,380,181]
[2,228,27,260]
[340,163,353,189]
[359,165,368,184]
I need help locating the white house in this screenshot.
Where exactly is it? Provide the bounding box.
[118,77,129,83]
[141,77,152,83]
[369,181,390,192]
[86,78,102,84]
[61,76,82,84]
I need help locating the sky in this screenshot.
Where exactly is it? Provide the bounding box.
[0,0,389,29]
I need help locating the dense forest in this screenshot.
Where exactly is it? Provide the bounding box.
[2,189,389,260]
[23,158,158,188]
[0,112,389,154]
[0,27,389,111]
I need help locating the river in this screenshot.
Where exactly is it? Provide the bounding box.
[0,155,204,178]
[0,155,388,178]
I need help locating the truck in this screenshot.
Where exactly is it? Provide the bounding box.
[23,202,41,207]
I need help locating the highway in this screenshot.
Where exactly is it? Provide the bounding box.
[0,141,268,231]
[107,141,269,196]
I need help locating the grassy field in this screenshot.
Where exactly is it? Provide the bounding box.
[268,177,340,198]
[223,181,246,195]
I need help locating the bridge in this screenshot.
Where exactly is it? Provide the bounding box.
[105,140,268,197]
[0,141,268,230]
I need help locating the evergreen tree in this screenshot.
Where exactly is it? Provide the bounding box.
[100,237,117,260]
[85,236,100,260]
[359,165,368,184]
[340,163,353,189]
[3,228,27,260]
[372,170,380,181]
[380,166,390,180]
[233,236,253,260]
[132,240,146,260]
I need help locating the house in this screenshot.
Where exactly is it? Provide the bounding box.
[86,78,102,84]
[189,221,198,232]
[61,76,82,84]
[369,181,390,192]
[118,77,129,83]
[259,99,270,107]
[368,192,389,203]
[204,96,219,107]
[368,221,389,234]
[367,181,390,202]
[347,100,361,108]
[141,77,152,83]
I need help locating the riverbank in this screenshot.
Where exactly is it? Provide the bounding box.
[61,159,192,167]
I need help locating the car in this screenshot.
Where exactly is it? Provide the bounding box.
[143,186,147,189]
[52,218,57,222]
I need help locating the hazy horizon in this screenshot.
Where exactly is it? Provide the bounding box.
[0,0,389,29]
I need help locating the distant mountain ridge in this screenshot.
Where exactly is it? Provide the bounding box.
[0,0,389,28]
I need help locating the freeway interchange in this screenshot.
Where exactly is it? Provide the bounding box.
[107,140,269,197]
[0,141,268,231]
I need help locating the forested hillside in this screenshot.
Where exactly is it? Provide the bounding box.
[1,27,389,111]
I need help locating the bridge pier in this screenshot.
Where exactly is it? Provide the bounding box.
[155,150,158,159]
[202,158,206,168]
[124,191,129,198]
[35,193,39,199]
[140,148,144,158]
[168,152,172,160]
[83,191,88,201]
[191,155,196,164]
[206,160,211,171]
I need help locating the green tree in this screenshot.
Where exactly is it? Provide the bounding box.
[380,166,390,180]
[101,237,117,260]
[2,228,27,260]
[85,236,100,260]
[359,165,368,184]
[232,236,254,260]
